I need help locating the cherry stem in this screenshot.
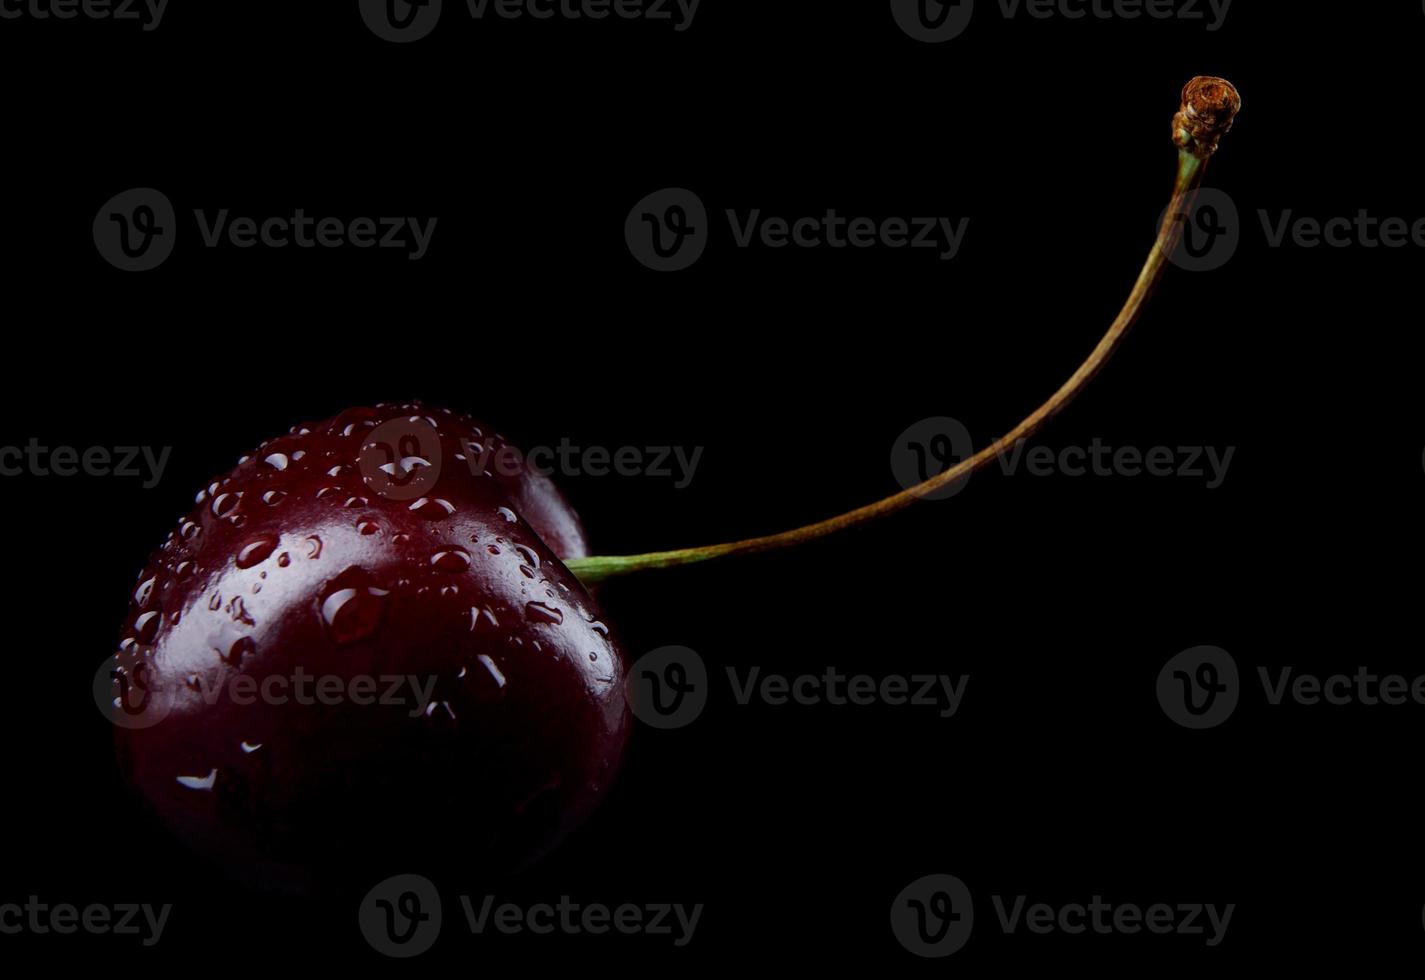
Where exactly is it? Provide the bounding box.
[567,77,1242,587]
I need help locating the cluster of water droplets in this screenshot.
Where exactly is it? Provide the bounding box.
[129,403,623,794]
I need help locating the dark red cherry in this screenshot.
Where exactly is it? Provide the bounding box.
[108,403,628,893]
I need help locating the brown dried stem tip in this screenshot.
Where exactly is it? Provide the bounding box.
[1173,76,1241,159]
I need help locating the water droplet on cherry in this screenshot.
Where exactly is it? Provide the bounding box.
[211,493,241,518]
[319,568,389,645]
[431,548,471,573]
[226,636,256,666]
[409,497,455,520]
[134,610,162,643]
[176,770,218,791]
[525,601,563,625]
[236,534,279,569]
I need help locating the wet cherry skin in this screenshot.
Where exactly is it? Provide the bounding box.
[110,404,628,893]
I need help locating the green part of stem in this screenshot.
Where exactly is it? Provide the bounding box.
[567,147,1211,587]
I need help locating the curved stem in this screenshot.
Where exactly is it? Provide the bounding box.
[569,78,1240,586]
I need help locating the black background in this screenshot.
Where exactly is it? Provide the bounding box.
[0,0,1417,968]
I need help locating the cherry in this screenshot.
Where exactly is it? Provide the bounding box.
[107,78,1242,897]
[108,403,628,893]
